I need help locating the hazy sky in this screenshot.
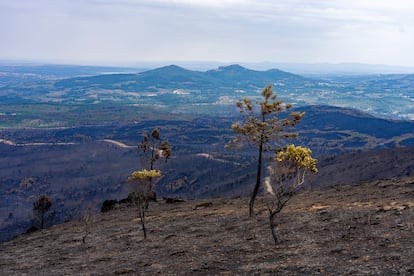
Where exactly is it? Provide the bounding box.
[1,0,413,66]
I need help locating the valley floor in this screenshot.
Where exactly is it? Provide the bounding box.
[1,177,414,274]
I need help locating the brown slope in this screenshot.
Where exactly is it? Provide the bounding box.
[308,146,414,188]
[1,177,414,274]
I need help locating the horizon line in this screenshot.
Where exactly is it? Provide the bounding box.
[1,59,414,74]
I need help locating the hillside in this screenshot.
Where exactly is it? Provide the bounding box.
[308,147,414,188]
[1,177,413,274]
[1,64,413,119]
[1,106,414,243]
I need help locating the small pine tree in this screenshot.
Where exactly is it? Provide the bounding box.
[127,169,162,239]
[139,128,172,171]
[33,194,53,230]
[138,128,171,193]
[128,128,171,238]
[228,84,304,217]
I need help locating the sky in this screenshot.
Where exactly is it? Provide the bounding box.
[1,0,414,67]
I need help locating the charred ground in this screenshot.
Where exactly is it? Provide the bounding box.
[1,177,414,274]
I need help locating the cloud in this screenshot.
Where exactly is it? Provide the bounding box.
[0,0,413,66]
[156,0,249,7]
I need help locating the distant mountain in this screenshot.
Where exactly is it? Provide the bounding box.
[53,64,306,91]
[1,63,414,120]
[136,65,210,88]
[205,64,303,86]
[143,64,204,79]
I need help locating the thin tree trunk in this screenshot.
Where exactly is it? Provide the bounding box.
[139,205,147,239]
[249,140,263,217]
[269,211,279,244]
[149,149,154,188]
[141,218,147,239]
[41,212,44,229]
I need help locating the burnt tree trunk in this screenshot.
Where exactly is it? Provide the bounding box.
[40,211,45,230]
[139,202,147,239]
[269,211,279,244]
[249,139,263,217]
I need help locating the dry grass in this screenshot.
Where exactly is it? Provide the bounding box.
[1,177,414,274]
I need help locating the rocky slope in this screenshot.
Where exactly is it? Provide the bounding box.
[1,176,414,274]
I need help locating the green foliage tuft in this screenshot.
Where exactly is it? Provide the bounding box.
[277,144,318,173]
[128,169,162,180]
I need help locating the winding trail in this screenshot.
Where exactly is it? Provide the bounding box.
[0,138,76,146]
[195,153,241,166]
[0,139,14,146]
[0,138,138,148]
[101,139,135,149]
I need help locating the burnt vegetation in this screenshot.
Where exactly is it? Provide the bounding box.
[1,66,414,273]
[32,194,53,230]
[1,177,414,274]
[1,106,414,243]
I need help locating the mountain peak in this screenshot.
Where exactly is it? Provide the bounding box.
[153,64,188,72]
[216,64,247,72]
[218,64,247,70]
[140,64,199,77]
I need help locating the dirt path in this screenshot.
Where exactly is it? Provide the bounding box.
[0,138,76,146]
[101,139,135,149]
[0,138,135,148]
[0,138,14,146]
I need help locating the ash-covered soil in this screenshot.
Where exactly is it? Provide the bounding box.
[1,177,414,275]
